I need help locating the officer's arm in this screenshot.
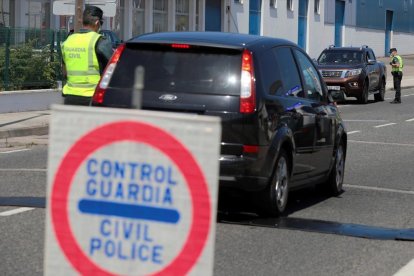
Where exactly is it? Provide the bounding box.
[392,57,400,67]
[96,37,114,72]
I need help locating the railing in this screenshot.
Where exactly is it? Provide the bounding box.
[0,27,68,91]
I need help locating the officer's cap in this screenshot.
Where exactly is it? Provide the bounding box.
[389,48,397,53]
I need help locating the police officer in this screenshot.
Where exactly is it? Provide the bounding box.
[389,48,403,104]
[61,6,113,105]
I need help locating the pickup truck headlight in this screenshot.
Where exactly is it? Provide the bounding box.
[345,68,362,77]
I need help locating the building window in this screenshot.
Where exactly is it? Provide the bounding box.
[113,0,125,40]
[234,0,244,4]
[404,0,408,12]
[314,0,320,14]
[176,0,189,31]
[287,0,293,11]
[270,0,277,8]
[379,0,383,7]
[153,0,168,32]
[132,0,145,36]
[195,0,201,31]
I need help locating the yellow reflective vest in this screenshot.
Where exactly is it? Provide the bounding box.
[391,55,403,73]
[62,31,102,97]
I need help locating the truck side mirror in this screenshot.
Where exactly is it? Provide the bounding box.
[367,59,376,65]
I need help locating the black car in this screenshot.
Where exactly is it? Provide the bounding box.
[92,32,347,216]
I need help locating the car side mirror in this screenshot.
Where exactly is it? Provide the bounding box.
[367,59,376,65]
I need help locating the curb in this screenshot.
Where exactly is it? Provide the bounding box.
[0,126,49,139]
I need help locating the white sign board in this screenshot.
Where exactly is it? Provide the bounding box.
[53,0,117,17]
[44,105,221,275]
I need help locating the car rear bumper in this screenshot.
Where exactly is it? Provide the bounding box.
[219,155,269,191]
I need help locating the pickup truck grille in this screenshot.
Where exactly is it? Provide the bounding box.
[321,70,343,78]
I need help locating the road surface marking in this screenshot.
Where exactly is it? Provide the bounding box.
[0,207,34,217]
[406,118,414,122]
[344,120,387,122]
[348,140,414,147]
[394,258,414,276]
[374,123,397,128]
[347,131,361,134]
[0,149,30,154]
[344,184,414,196]
[0,168,46,172]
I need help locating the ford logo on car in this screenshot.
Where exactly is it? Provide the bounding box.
[159,94,178,101]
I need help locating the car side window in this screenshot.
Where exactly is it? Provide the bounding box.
[259,49,284,96]
[272,47,304,98]
[367,50,375,60]
[293,49,324,102]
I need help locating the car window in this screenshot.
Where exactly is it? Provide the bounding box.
[109,45,242,95]
[318,50,363,65]
[367,49,375,60]
[259,49,284,96]
[294,49,324,102]
[273,47,304,98]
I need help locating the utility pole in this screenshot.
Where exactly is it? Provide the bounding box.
[74,0,84,32]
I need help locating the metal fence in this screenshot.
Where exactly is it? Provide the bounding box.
[0,28,68,91]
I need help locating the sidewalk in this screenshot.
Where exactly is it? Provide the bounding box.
[1,55,414,148]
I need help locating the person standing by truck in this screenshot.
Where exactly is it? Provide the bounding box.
[389,48,403,104]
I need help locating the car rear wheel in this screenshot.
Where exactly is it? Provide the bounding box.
[257,150,289,216]
[374,79,385,102]
[324,142,345,196]
[358,82,369,104]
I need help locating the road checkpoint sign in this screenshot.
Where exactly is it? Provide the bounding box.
[44,105,221,275]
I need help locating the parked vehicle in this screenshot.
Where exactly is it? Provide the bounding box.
[316,45,387,104]
[91,32,347,216]
[99,30,123,49]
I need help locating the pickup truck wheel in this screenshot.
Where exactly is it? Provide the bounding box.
[257,150,290,217]
[358,82,369,104]
[374,79,385,102]
[323,141,345,196]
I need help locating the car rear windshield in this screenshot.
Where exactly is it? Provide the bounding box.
[109,44,242,95]
[318,50,363,65]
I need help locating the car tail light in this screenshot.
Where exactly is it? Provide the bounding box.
[243,145,259,154]
[92,43,126,105]
[240,49,256,113]
[171,43,190,49]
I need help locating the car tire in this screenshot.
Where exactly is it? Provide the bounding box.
[324,141,345,196]
[358,82,369,104]
[257,149,290,217]
[374,79,385,102]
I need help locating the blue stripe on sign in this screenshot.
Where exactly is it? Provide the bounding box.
[78,199,180,224]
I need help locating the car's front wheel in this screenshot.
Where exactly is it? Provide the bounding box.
[374,79,385,102]
[358,82,369,104]
[258,150,290,216]
[324,141,345,195]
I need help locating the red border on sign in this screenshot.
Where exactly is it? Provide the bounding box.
[51,121,211,275]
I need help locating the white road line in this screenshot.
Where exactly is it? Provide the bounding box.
[374,123,397,128]
[394,258,414,276]
[405,118,414,122]
[344,120,387,122]
[348,140,414,147]
[344,184,414,196]
[0,207,34,217]
[0,149,30,154]
[347,130,361,134]
[0,168,46,172]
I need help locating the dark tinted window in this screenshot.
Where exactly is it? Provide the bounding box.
[273,47,303,98]
[294,49,324,102]
[259,49,283,96]
[318,50,363,65]
[367,49,375,60]
[109,45,242,95]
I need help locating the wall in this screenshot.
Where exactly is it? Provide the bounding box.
[308,0,334,58]
[261,0,298,43]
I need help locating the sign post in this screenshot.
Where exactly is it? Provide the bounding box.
[44,105,221,275]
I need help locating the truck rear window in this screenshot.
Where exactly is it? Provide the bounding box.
[109,44,242,96]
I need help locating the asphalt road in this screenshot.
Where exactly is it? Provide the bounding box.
[1,89,414,275]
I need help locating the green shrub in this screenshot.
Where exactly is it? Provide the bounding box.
[0,39,62,91]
